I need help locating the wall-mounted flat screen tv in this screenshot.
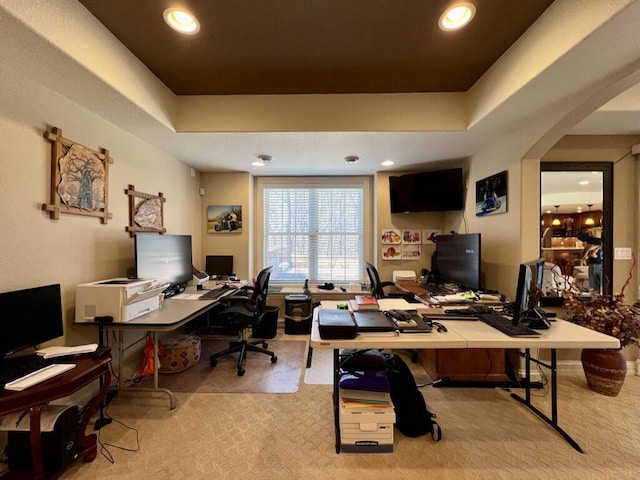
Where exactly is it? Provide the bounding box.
[389,167,464,213]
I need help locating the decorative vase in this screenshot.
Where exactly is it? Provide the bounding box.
[580,348,627,397]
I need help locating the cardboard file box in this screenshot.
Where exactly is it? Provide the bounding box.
[340,398,395,453]
[75,278,167,323]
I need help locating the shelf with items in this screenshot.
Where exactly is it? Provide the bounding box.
[541,210,602,238]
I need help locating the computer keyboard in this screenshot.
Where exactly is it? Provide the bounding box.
[3,363,76,391]
[199,288,235,301]
[476,311,541,337]
[0,354,53,387]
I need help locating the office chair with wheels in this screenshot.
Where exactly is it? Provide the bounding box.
[209,266,278,376]
[364,261,413,301]
[364,260,419,363]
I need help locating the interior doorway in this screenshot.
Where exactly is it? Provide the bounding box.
[540,162,613,296]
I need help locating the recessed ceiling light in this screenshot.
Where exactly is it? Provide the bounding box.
[344,156,359,165]
[439,2,476,31]
[579,180,590,185]
[163,8,200,35]
[252,155,272,167]
[381,160,395,166]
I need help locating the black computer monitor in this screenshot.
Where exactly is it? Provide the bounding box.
[0,284,64,359]
[134,234,193,292]
[512,258,547,327]
[205,255,234,278]
[434,233,482,291]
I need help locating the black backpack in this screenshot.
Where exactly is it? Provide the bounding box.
[385,353,442,440]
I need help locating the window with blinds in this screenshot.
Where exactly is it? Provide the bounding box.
[260,178,369,283]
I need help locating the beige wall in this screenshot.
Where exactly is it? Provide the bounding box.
[0,68,202,367]
[540,135,640,303]
[199,172,252,278]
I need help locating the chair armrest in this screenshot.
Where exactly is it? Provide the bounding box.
[380,281,395,289]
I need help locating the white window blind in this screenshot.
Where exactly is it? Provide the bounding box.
[261,178,368,283]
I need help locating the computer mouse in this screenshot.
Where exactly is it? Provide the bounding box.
[432,321,448,332]
[220,284,230,289]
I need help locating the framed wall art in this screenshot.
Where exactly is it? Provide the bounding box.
[422,229,441,244]
[476,170,508,217]
[125,185,166,236]
[42,127,113,223]
[207,205,242,233]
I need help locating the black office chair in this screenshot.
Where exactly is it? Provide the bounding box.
[364,260,412,301]
[364,260,419,362]
[209,266,278,376]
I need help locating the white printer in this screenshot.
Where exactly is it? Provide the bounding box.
[75,278,169,323]
[392,270,417,282]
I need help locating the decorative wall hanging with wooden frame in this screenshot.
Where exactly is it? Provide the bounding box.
[42,127,113,223]
[125,184,166,236]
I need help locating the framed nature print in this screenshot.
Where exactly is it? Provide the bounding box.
[42,127,113,223]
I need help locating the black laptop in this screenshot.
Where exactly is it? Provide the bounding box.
[352,311,396,332]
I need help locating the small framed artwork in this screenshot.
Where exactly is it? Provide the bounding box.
[476,170,508,217]
[402,245,422,260]
[381,245,402,260]
[402,230,421,244]
[207,205,242,233]
[381,229,401,245]
[421,229,441,244]
[125,185,166,237]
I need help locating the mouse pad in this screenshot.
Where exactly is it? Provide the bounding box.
[352,311,396,332]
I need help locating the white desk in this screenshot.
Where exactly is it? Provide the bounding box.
[310,302,619,454]
[75,285,238,409]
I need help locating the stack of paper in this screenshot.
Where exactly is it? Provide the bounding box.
[36,343,98,359]
[340,389,392,409]
[393,270,417,282]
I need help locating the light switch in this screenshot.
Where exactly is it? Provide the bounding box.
[614,248,632,260]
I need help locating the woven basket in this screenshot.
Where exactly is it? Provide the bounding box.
[158,334,201,373]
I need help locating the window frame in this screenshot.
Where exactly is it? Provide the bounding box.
[254,176,373,285]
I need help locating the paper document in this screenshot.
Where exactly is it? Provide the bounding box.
[174,293,204,300]
[432,292,476,304]
[377,298,417,311]
[0,404,77,432]
[36,343,98,358]
[126,282,170,304]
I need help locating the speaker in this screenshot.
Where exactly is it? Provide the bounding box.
[7,405,79,472]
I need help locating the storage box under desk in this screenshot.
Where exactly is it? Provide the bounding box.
[339,398,395,453]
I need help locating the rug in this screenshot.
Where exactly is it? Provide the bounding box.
[157,340,306,393]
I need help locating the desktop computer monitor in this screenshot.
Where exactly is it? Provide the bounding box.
[0,284,64,358]
[512,258,548,327]
[134,234,193,293]
[205,255,234,278]
[434,233,482,291]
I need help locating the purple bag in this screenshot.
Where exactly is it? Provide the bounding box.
[338,369,390,392]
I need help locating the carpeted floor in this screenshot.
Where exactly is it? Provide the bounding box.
[153,339,307,393]
[3,333,639,480]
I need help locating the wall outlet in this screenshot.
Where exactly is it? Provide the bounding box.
[614,247,632,260]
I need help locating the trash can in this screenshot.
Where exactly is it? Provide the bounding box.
[252,305,279,339]
[284,294,313,334]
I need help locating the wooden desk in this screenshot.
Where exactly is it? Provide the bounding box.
[0,352,112,479]
[395,280,510,384]
[310,302,619,454]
